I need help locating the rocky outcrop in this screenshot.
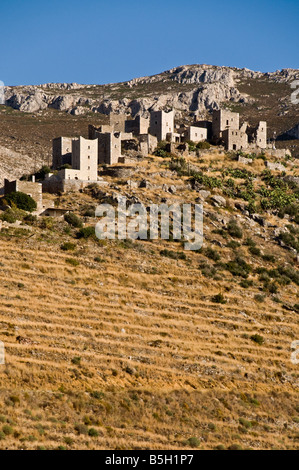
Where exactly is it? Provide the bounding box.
[6,89,48,113]
[2,64,298,118]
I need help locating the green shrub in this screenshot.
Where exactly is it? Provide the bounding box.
[191,172,222,189]
[5,192,37,212]
[61,242,76,251]
[240,279,254,288]
[23,214,37,225]
[249,246,261,257]
[185,437,200,448]
[186,140,196,152]
[2,425,13,436]
[199,262,217,278]
[34,165,51,180]
[0,209,18,223]
[196,141,210,150]
[262,253,276,262]
[76,226,96,240]
[226,257,251,278]
[227,240,241,249]
[66,258,79,267]
[250,334,264,345]
[64,213,83,228]
[212,293,226,304]
[160,249,186,260]
[83,207,95,217]
[153,148,170,158]
[254,294,265,303]
[74,424,88,435]
[278,232,299,251]
[205,247,220,262]
[88,428,99,437]
[71,356,81,365]
[239,418,252,429]
[227,219,243,239]
[228,444,243,451]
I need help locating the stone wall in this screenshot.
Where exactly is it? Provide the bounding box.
[4,179,43,212]
[108,113,127,132]
[52,137,73,169]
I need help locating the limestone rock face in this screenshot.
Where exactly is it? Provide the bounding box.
[6,89,48,112]
[3,64,298,118]
[168,65,236,87]
[49,95,76,111]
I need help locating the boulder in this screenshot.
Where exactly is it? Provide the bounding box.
[210,195,226,207]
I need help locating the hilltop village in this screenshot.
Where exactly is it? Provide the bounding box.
[2,108,293,213]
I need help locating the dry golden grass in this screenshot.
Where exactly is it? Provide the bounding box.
[0,154,298,450]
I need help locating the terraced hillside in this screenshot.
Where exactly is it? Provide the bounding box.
[0,64,298,186]
[0,152,298,450]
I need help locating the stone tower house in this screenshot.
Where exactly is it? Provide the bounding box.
[150,110,174,142]
[212,110,240,138]
[71,137,98,181]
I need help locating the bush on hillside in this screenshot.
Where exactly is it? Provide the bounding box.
[5,192,37,212]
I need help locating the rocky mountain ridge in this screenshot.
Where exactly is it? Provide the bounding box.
[3,64,299,118]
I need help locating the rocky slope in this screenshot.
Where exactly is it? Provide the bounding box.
[0,151,298,450]
[0,63,298,187]
[3,64,299,118]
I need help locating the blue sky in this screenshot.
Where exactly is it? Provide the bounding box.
[1,0,298,86]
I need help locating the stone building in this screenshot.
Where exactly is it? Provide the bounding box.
[4,178,43,213]
[222,129,248,151]
[89,124,114,137]
[97,132,122,165]
[186,126,208,142]
[45,137,98,193]
[255,121,267,149]
[125,115,149,135]
[108,113,127,132]
[71,136,98,181]
[150,110,174,142]
[52,137,73,170]
[212,110,240,139]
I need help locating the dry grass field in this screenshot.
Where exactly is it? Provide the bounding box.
[0,152,298,450]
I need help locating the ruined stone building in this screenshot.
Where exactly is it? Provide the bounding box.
[125,115,149,135]
[247,121,267,149]
[97,132,122,165]
[108,113,127,132]
[222,128,248,151]
[212,110,267,151]
[44,137,98,193]
[52,137,73,170]
[4,178,43,213]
